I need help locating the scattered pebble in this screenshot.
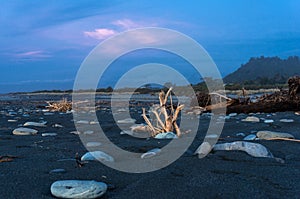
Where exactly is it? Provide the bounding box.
[154,132,178,139]
[8,119,17,122]
[279,119,294,123]
[264,119,274,124]
[243,134,257,140]
[70,131,81,135]
[229,113,238,117]
[141,148,161,159]
[13,127,38,135]
[117,118,136,124]
[83,130,94,135]
[76,120,89,124]
[205,134,219,139]
[42,133,57,137]
[241,116,260,122]
[86,142,102,147]
[50,180,107,199]
[81,151,114,162]
[49,169,66,174]
[53,124,63,128]
[24,121,47,127]
[194,142,212,158]
[236,132,246,137]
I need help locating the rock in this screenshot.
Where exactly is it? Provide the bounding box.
[42,133,57,137]
[83,130,94,135]
[86,142,102,147]
[194,142,212,157]
[70,131,81,135]
[229,113,238,117]
[8,119,17,122]
[213,141,273,158]
[117,118,136,124]
[279,119,294,123]
[242,116,260,122]
[50,180,107,199]
[89,121,99,125]
[236,132,246,137]
[53,124,63,128]
[81,151,114,162]
[23,121,47,127]
[256,131,295,139]
[205,134,218,139]
[130,124,148,132]
[154,132,178,139]
[49,169,66,174]
[264,119,274,124]
[141,148,161,159]
[76,120,89,124]
[13,127,38,135]
[243,134,257,140]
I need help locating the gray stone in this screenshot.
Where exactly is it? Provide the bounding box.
[141,148,161,159]
[23,121,47,127]
[42,133,57,137]
[213,141,273,158]
[194,142,212,158]
[243,134,257,141]
[154,132,178,139]
[81,151,114,162]
[256,131,295,139]
[241,116,260,122]
[50,180,107,198]
[13,127,38,135]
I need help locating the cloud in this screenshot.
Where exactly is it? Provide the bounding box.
[112,19,140,29]
[84,28,116,40]
[14,50,51,61]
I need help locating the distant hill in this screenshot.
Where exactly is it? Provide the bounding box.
[224,56,300,85]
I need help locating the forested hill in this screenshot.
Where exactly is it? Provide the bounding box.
[224,56,300,85]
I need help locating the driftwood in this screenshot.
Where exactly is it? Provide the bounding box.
[46,98,72,112]
[142,87,184,137]
[193,76,300,114]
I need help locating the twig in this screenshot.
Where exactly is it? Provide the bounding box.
[265,137,300,142]
[142,108,157,136]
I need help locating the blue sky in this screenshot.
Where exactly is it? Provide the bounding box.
[0,0,300,93]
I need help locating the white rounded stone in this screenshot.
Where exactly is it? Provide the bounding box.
[50,180,107,199]
[13,127,38,135]
[81,151,114,162]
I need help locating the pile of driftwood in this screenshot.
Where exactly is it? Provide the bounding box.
[142,87,184,137]
[46,98,72,112]
[193,76,300,114]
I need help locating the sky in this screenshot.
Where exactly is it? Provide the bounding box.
[0,0,300,93]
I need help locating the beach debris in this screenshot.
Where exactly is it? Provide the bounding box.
[23,121,47,127]
[46,98,72,112]
[243,134,257,141]
[42,133,57,137]
[0,155,18,163]
[50,180,107,199]
[213,141,273,158]
[241,116,260,122]
[279,119,294,123]
[256,131,295,139]
[49,169,66,174]
[154,132,178,139]
[194,142,212,158]
[86,142,102,147]
[12,127,38,135]
[141,148,161,159]
[264,119,274,124]
[117,118,136,124]
[81,151,114,162]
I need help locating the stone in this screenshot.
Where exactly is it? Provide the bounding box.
[50,180,107,199]
[13,127,38,135]
[49,169,66,174]
[141,148,161,159]
[205,134,218,139]
[117,118,136,124]
[229,113,238,117]
[256,131,295,139]
[76,120,89,124]
[241,116,260,122]
[279,119,294,123]
[243,134,257,140]
[194,142,212,158]
[70,131,81,135]
[264,119,274,124]
[83,130,94,135]
[236,132,246,137]
[213,141,273,158]
[23,121,47,127]
[53,124,63,128]
[81,151,114,162]
[44,112,55,116]
[8,119,17,122]
[86,142,102,147]
[42,133,57,137]
[154,132,178,139]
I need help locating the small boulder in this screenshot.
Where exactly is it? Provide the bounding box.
[241,116,260,122]
[13,127,38,135]
[256,131,295,139]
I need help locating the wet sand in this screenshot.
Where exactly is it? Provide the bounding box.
[0,94,299,198]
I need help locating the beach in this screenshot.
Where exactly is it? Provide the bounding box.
[0,93,299,198]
